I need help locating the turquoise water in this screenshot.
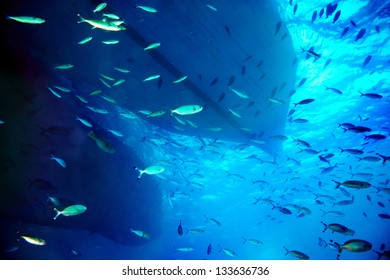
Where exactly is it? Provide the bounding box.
[0,0,389,260]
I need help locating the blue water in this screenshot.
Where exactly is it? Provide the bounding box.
[1,0,389,260]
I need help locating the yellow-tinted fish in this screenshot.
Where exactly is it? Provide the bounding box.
[133,165,165,179]
[17,231,46,246]
[53,205,87,220]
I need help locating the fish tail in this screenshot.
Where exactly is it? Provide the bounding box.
[320,221,327,232]
[77,14,85,23]
[300,47,305,52]
[52,208,61,221]
[204,215,209,223]
[283,246,290,255]
[241,236,247,244]
[320,209,326,217]
[337,147,344,153]
[331,179,341,189]
[336,247,343,260]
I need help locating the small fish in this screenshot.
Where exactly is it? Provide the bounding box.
[293,4,298,15]
[355,28,366,41]
[293,98,315,107]
[275,21,281,35]
[113,79,125,86]
[331,239,372,260]
[93,3,107,13]
[298,78,307,87]
[144,42,161,51]
[378,214,390,219]
[143,74,160,82]
[377,202,385,208]
[325,86,342,94]
[170,105,203,116]
[204,215,222,226]
[362,55,372,68]
[241,237,263,246]
[219,245,236,257]
[108,129,123,137]
[210,77,218,86]
[114,67,130,73]
[77,14,122,32]
[241,66,246,76]
[47,87,61,98]
[319,8,324,18]
[332,180,371,189]
[50,155,66,168]
[311,11,317,23]
[206,4,217,12]
[225,25,231,37]
[341,27,349,38]
[77,37,93,44]
[175,246,194,252]
[177,220,183,236]
[359,91,382,99]
[173,76,187,83]
[17,231,46,246]
[350,20,357,27]
[365,134,386,140]
[133,165,165,180]
[269,98,284,105]
[284,247,309,260]
[53,205,87,220]
[228,108,242,118]
[88,131,115,153]
[136,5,157,13]
[7,16,45,24]
[102,13,120,20]
[76,117,92,127]
[230,87,249,99]
[207,243,212,255]
[76,95,88,103]
[102,40,119,45]
[130,228,150,239]
[54,64,74,70]
[333,10,341,23]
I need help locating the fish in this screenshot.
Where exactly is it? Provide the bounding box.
[47,87,61,98]
[77,14,122,31]
[340,27,349,38]
[321,222,355,236]
[332,196,354,207]
[362,56,372,68]
[270,97,285,104]
[325,86,342,94]
[210,77,218,86]
[320,210,345,217]
[241,66,246,76]
[219,245,236,257]
[86,106,108,114]
[53,86,71,93]
[77,37,93,45]
[7,16,45,24]
[359,91,382,99]
[228,108,241,118]
[333,10,341,23]
[54,64,74,70]
[330,239,372,260]
[102,13,120,20]
[271,204,292,214]
[377,202,385,208]
[206,4,218,12]
[284,247,309,260]
[355,28,366,41]
[136,5,157,13]
[275,21,281,35]
[108,129,123,137]
[50,155,66,168]
[114,67,130,73]
[204,215,222,226]
[53,205,87,220]
[87,131,115,153]
[225,25,231,37]
[170,105,203,116]
[298,78,307,87]
[130,228,150,239]
[133,165,165,180]
[177,220,183,236]
[332,180,371,189]
[300,47,321,58]
[293,3,298,15]
[144,42,161,51]
[378,214,390,219]
[113,79,125,86]
[143,74,160,82]
[243,55,252,63]
[318,237,327,248]
[319,8,324,18]
[173,76,187,83]
[93,3,107,13]
[17,231,46,246]
[229,87,249,99]
[364,134,386,140]
[102,40,119,45]
[207,243,212,255]
[241,237,263,246]
[293,98,315,107]
[311,11,317,23]
[175,246,194,252]
[338,147,364,155]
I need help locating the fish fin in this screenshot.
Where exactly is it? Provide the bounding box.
[241,237,247,244]
[52,208,61,221]
[77,14,85,23]
[331,179,341,189]
[283,246,290,255]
